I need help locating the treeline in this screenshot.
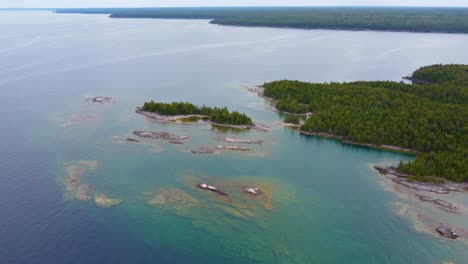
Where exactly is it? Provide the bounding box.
[263,65,467,182]
[142,101,253,125]
[56,7,468,34]
[284,115,301,125]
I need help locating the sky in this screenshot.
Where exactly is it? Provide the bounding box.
[1,0,468,8]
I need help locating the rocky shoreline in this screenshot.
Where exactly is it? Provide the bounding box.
[298,130,419,154]
[374,165,468,194]
[375,165,468,240]
[248,86,313,116]
[136,107,269,131]
[135,107,208,124]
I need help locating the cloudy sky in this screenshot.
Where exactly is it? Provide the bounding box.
[2,0,468,8]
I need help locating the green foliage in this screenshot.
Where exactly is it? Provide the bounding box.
[276,100,309,114]
[142,101,253,126]
[57,7,468,34]
[412,64,468,86]
[264,65,468,182]
[284,115,301,125]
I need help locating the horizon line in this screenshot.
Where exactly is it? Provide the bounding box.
[2,6,468,10]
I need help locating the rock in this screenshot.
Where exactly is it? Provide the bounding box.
[373,165,408,177]
[126,138,140,143]
[216,145,250,151]
[133,131,189,142]
[168,140,184,145]
[224,138,263,144]
[197,183,228,196]
[85,96,113,103]
[374,165,390,174]
[191,147,217,154]
[415,194,459,213]
[244,187,262,195]
[436,227,460,239]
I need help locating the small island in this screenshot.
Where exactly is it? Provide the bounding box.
[137,101,256,129]
[259,64,468,183]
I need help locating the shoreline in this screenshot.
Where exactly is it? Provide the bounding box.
[248,86,313,116]
[375,165,468,241]
[250,86,419,154]
[298,129,419,154]
[136,107,269,131]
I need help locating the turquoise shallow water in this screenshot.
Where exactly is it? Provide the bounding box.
[1,11,468,264]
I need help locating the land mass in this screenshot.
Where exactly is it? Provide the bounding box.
[261,64,468,182]
[140,101,254,126]
[54,7,468,34]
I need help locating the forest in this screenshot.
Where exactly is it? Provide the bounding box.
[142,101,253,126]
[55,7,468,34]
[263,65,468,182]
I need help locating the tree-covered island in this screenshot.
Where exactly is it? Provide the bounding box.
[262,64,468,182]
[141,101,253,126]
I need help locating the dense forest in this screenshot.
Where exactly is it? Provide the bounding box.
[142,101,253,126]
[263,65,468,182]
[55,7,468,34]
[284,115,301,125]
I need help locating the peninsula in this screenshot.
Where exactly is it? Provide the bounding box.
[260,64,468,182]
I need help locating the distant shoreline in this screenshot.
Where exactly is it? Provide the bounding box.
[48,7,468,35]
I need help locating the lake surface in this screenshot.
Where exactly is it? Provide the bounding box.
[1,11,468,264]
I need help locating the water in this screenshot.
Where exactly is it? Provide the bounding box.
[1,11,468,264]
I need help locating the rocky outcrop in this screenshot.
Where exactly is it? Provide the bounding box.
[436,226,460,239]
[216,145,249,151]
[373,166,409,177]
[243,187,262,196]
[223,138,263,144]
[191,147,218,154]
[197,183,229,196]
[391,177,464,194]
[133,131,189,142]
[415,194,460,214]
[86,96,114,103]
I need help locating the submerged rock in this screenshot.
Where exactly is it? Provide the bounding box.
[94,194,122,208]
[191,147,217,154]
[126,138,140,143]
[52,113,97,127]
[415,194,459,214]
[147,189,199,207]
[216,145,250,151]
[64,161,98,201]
[436,227,460,239]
